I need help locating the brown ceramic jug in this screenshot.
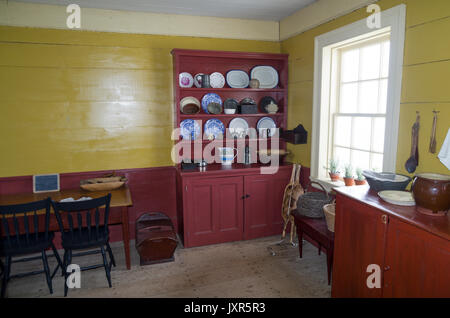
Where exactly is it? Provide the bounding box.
[411,173,450,216]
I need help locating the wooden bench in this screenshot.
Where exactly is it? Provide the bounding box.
[294,215,335,285]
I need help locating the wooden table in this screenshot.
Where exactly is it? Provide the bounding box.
[294,214,335,285]
[0,186,133,270]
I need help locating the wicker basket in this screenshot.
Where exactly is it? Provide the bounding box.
[296,182,333,218]
[323,203,336,232]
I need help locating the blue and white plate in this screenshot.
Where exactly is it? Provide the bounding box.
[180,119,201,140]
[201,93,222,114]
[204,119,225,140]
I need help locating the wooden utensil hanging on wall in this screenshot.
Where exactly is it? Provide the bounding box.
[429,110,439,154]
[405,112,420,173]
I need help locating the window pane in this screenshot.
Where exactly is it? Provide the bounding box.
[358,80,379,113]
[371,153,384,172]
[334,146,350,167]
[341,48,359,82]
[340,83,358,113]
[334,116,351,147]
[360,43,381,80]
[381,41,390,78]
[378,79,388,113]
[351,150,370,172]
[352,117,372,151]
[373,118,386,153]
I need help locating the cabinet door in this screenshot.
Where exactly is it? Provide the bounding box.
[383,217,450,297]
[243,169,291,240]
[244,174,272,240]
[213,177,245,244]
[332,194,388,298]
[184,176,243,247]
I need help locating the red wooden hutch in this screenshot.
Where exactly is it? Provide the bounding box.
[171,49,293,248]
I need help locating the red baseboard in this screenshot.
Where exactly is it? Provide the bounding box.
[0,166,177,244]
[0,165,312,247]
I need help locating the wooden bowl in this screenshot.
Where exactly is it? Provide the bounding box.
[80,176,127,192]
[80,182,125,192]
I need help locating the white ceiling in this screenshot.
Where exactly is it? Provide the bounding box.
[14,0,317,21]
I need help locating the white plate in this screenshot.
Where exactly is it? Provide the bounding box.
[228,118,249,138]
[378,191,416,206]
[179,72,194,88]
[210,72,225,88]
[257,117,277,137]
[250,66,279,89]
[226,70,249,88]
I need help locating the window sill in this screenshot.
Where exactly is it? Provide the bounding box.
[309,177,345,194]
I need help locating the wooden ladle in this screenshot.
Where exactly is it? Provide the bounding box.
[405,113,420,173]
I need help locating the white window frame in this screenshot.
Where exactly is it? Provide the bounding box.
[310,4,406,186]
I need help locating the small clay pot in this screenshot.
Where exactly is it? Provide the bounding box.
[355,179,367,185]
[412,173,450,216]
[249,78,260,89]
[344,177,355,186]
[329,172,340,182]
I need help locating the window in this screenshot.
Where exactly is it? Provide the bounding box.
[330,34,390,172]
[311,5,406,183]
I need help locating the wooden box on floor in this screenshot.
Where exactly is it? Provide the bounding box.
[135,212,177,265]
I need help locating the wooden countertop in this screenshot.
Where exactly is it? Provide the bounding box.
[176,162,293,177]
[334,185,450,242]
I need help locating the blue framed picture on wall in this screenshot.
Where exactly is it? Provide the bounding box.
[33,173,60,193]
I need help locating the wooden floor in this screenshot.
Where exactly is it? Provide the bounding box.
[4,236,331,298]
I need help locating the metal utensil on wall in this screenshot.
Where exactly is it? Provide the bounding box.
[429,110,439,154]
[405,112,420,173]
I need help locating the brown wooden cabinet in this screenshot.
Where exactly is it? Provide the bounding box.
[332,194,387,297]
[332,186,450,298]
[383,217,450,297]
[177,164,292,248]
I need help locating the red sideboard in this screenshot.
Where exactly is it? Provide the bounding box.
[332,186,450,298]
[176,163,293,248]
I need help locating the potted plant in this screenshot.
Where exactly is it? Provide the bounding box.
[325,158,340,181]
[343,164,355,186]
[355,168,367,185]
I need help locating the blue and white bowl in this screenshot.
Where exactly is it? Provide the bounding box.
[204,119,225,140]
[180,119,201,140]
[201,93,222,114]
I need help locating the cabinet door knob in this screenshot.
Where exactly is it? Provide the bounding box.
[384,265,390,271]
[245,194,250,198]
[381,214,388,224]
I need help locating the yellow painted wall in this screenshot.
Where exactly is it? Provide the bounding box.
[281,0,450,176]
[0,26,280,177]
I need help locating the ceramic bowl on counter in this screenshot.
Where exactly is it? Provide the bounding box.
[412,173,450,216]
[362,171,411,192]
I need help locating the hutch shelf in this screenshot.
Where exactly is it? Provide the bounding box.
[171,49,292,248]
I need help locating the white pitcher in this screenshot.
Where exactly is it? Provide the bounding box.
[218,147,237,165]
